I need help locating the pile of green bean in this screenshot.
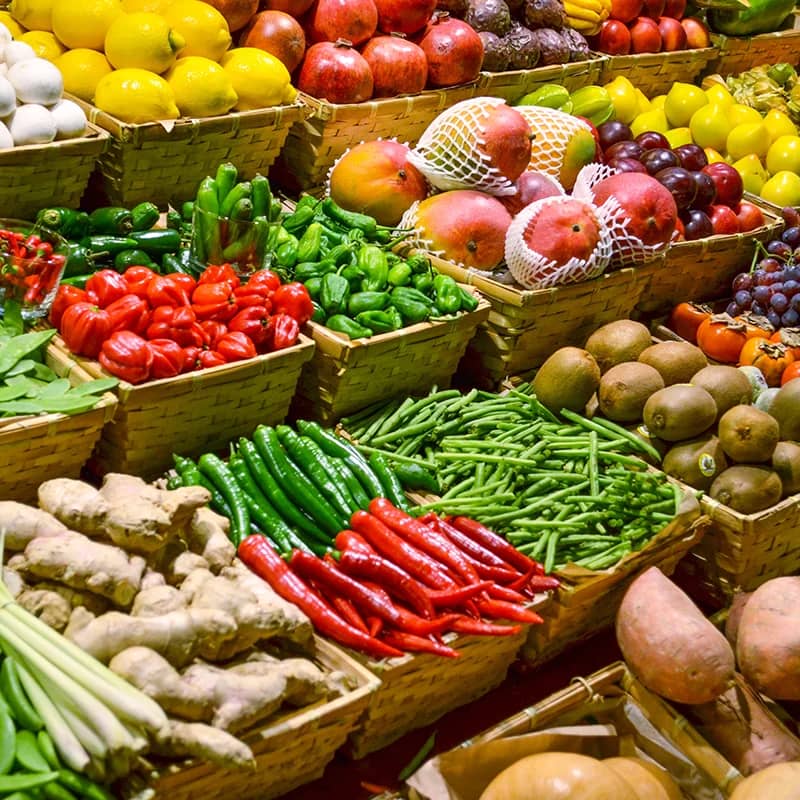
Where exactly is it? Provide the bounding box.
[341,384,686,574]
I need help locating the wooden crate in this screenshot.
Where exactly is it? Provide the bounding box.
[0,124,109,221]
[73,97,307,208]
[51,334,315,480]
[0,344,116,503]
[290,291,491,425]
[707,26,800,76]
[599,48,718,95]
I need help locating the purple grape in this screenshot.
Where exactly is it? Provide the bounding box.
[767,309,782,328]
[782,308,800,327]
[753,269,768,284]
[734,290,752,308]
[784,279,800,298]
[792,294,800,312]
[753,285,771,304]
[751,301,766,316]
[771,282,785,295]
[761,257,784,273]
[772,292,790,313]
[732,272,753,292]
[785,265,800,282]
[782,226,800,247]
[726,301,743,317]
[763,272,784,285]
[767,240,793,259]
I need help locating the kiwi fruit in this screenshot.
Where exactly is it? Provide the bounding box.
[690,365,753,421]
[754,387,781,414]
[717,404,780,463]
[710,465,783,513]
[532,346,601,414]
[662,435,728,491]
[598,361,664,422]
[642,384,717,442]
[625,424,670,462]
[767,379,800,441]
[638,341,708,386]
[772,441,800,497]
[584,320,652,373]
[738,365,769,402]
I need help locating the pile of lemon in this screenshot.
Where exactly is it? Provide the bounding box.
[5,0,296,123]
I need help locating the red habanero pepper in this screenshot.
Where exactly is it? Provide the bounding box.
[475,598,544,625]
[198,349,227,369]
[99,331,153,384]
[199,319,227,349]
[169,272,196,297]
[450,516,543,575]
[60,302,112,359]
[105,293,150,335]
[147,338,185,379]
[233,283,273,310]
[85,269,129,308]
[49,285,87,328]
[228,305,274,349]
[215,331,257,362]
[272,312,299,350]
[450,618,522,637]
[272,282,313,325]
[246,268,281,294]
[198,264,240,288]
[380,631,460,658]
[237,535,403,660]
[426,582,493,608]
[122,266,158,300]
[181,345,201,372]
[433,517,520,572]
[146,274,190,308]
[146,305,204,347]
[191,281,238,321]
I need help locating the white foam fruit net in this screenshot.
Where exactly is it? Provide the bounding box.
[399,199,442,259]
[514,105,593,178]
[407,97,526,197]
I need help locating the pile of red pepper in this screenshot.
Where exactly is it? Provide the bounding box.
[239,498,559,660]
[0,229,66,308]
[49,263,314,384]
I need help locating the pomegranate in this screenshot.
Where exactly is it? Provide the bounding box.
[200,0,258,31]
[262,0,315,15]
[329,140,428,226]
[500,171,563,214]
[239,11,306,72]
[362,34,428,97]
[416,13,483,87]
[297,40,373,103]
[411,190,511,268]
[304,0,378,45]
[374,0,437,35]
[525,199,601,266]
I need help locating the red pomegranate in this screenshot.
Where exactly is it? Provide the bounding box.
[374,0,437,35]
[361,35,428,97]
[239,11,306,73]
[297,40,374,103]
[415,13,484,87]
[304,0,378,46]
[262,0,315,15]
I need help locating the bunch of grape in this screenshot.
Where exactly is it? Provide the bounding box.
[726,206,800,329]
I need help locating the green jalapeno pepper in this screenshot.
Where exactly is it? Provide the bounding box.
[355,309,400,333]
[326,314,372,339]
[347,291,389,316]
[130,201,160,231]
[88,207,134,236]
[320,271,350,315]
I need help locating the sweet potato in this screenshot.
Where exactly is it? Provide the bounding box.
[615,567,735,704]
[737,577,800,701]
[685,675,800,775]
[724,591,752,649]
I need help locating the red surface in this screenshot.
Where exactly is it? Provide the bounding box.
[282,631,622,799]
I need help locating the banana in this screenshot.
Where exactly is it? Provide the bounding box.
[565,0,604,17]
[564,2,602,22]
[566,15,602,33]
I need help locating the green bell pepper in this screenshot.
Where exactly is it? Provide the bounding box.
[412,272,434,294]
[459,285,479,312]
[275,236,299,269]
[385,306,403,330]
[708,0,795,35]
[358,244,389,292]
[305,276,323,300]
[433,274,462,314]
[131,201,160,231]
[347,291,389,316]
[295,260,335,282]
[326,314,372,339]
[340,263,365,292]
[311,302,326,323]
[296,222,324,263]
[320,272,350,315]
[407,253,432,274]
[390,286,432,324]
[355,310,400,334]
[114,249,157,271]
[387,261,413,287]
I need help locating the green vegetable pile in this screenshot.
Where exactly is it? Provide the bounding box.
[341,383,686,574]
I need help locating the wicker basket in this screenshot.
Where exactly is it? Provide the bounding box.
[290,291,491,425]
[343,593,550,759]
[141,638,380,800]
[0,124,109,221]
[707,25,800,76]
[0,344,116,503]
[51,334,315,480]
[275,85,479,194]
[72,98,307,208]
[477,55,608,103]
[427,254,653,388]
[599,48,718,96]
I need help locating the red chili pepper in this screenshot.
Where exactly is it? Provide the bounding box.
[146,305,203,347]
[350,511,457,590]
[122,266,158,300]
[228,305,274,349]
[85,270,129,308]
[105,293,150,335]
[99,330,153,384]
[272,312,299,350]
[23,276,42,305]
[380,630,460,659]
[368,617,383,637]
[198,264,240,289]
[181,345,201,372]
[147,338,185,379]
[272,281,313,325]
[475,598,544,625]
[426,582,493,608]
[49,285,87,328]
[238,536,403,660]
[338,548,436,620]
[246,268,281,294]
[369,499,481,586]
[146,275,190,308]
[311,581,369,635]
[199,319,227,349]
[169,272,196,297]
[473,562,522,584]
[334,530,374,554]
[216,330,256,362]
[433,517,520,572]
[450,517,543,575]
[450,618,522,637]
[60,302,112,359]
[486,584,529,604]
[526,575,561,592]
[191,281,238,321]
[233,283,273,310]
[198,349,227,369]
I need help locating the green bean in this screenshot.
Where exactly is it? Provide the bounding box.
[354,444,435,469]
[375,396,416,438]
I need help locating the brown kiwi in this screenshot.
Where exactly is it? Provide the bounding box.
[625,423,670,462]
[767,379,800,441]
[584,320,652,373]
[642,384,717,442]
[598,362,664,422]
[638,341,708,386]
[690,365,753,421]
[662,435,728,491]
[532,346,601,414]
[709,465,783,513]
[772,441,800,497]
[717,404,780,463]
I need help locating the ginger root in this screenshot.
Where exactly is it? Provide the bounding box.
[0,501,66,550]
[2,567,26,598]
[131,585,186,618]
[37,479,108,536]
[151,720,254,771]
[17,582,109,632]
[166,552,209,586]
[186,508,235,572]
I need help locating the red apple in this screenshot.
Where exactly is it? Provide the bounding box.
[701,162,744,208]
[708,204,740,235]
[663,0,686,18]
[658,16,686,51]
[610,0,643,22]
[734,200,766,232]
[641,0,665,19]
[680,16,710,48]
[630,16,661,53]
[597,19,632,54]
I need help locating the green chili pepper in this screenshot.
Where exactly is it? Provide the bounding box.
[320,271,350,315]
[355,309,399,333]
[347,291,389,316]
[340,263,364,292]
[251,174,271,219]
[80,235,139,257]
[113,249,157,271]
[269,197,283,222]
[390,286,432,324]
[385,306,403,330]
[198,453,250,546]
[320,197,378,238]
[407,253,431,274]
[228,197,253,222]
[165,210,183,231]
[220,181,252,218]
[196,176,219,215]
[295,260,335,282]
[129,228,182,256]
[130,201,160,231]
[326,314,372,339]
[358,244,389,292]
[215,162,238,209]
[433,274,462,314]
[275,236,299,269]
[458,285,479,312]
[391,461,441,493]
[62,243,92,278]
[304,276,323,300]
[59,274,92,288]
[35,208,90,240]
[88,207,133,236]
[311,302,326,323]
[181,201,195,222]
[282,202,317,234]
[296,221,324,263]
[387,261,412,287]
[412,272,434,294]
[274,226,294,248]
[327,243,357,266]
[161,253,183,273]
[369,451,411,512]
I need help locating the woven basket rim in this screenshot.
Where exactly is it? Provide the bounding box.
[0,390,116,434]
[478,53,609,84]
[604,46,717,67]
[711,25,800,44]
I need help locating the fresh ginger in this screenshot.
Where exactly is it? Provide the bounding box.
[2,566,25,598]
[185,508,235,572]
[151,720,255,770]
[166,552,209,586]
[0,501,67,550]
[17,582,109,631]
[131,584,186,618]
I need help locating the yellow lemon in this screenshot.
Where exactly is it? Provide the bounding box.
[650,94,667,110]
[54,48,113,102]
[732,154,769,194]
[220,47,294,110]
[94,67,179,122]
[726,122,771,161]
[689,103,732,152]
[0,11,26,37]
[104,12,186,74]
[766,134,800,175]
[604,76,638,125]
[761,170,800,207]
[727,103,763,127]
[630,108,669,137]
[664,82,708,128]
[121,0,168,11]
[19,30,65,61]
[9,0,54,31]
[665,127,693,148]
[763,109,797,143]
[704,83,734,107]
[52,0,122,50]
[704,147,727,164]
[165,55,236,117]
[634,88,651,115]
[162,0,231,62]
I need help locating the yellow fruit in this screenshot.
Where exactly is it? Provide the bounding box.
[0,11,26,37]
[766,134,800,175]
[704,83,734,107]
[604,76,638,125]
[104,13,186,74]
[665,127,693,148]
[733,154,769,195]
[664,82,708,128]
[634,88,651,115]
[689,103,732,152]
[121,0,167,10]
[54,48,113,102]
[9,0,54,31]
[761,170,800,206]
[704,147,727,164]
[19,30,65,61]
[763,109,797,143]
[165,55,236,117]
[220,47,294,110]
[94,67,179,122]
[162,0,231,62]
[630,108,669,137]
[52,0,122,50]
[727,122,771,162]
[727,103,762,127]
[650,94,666,110]
[560,127,598,190]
